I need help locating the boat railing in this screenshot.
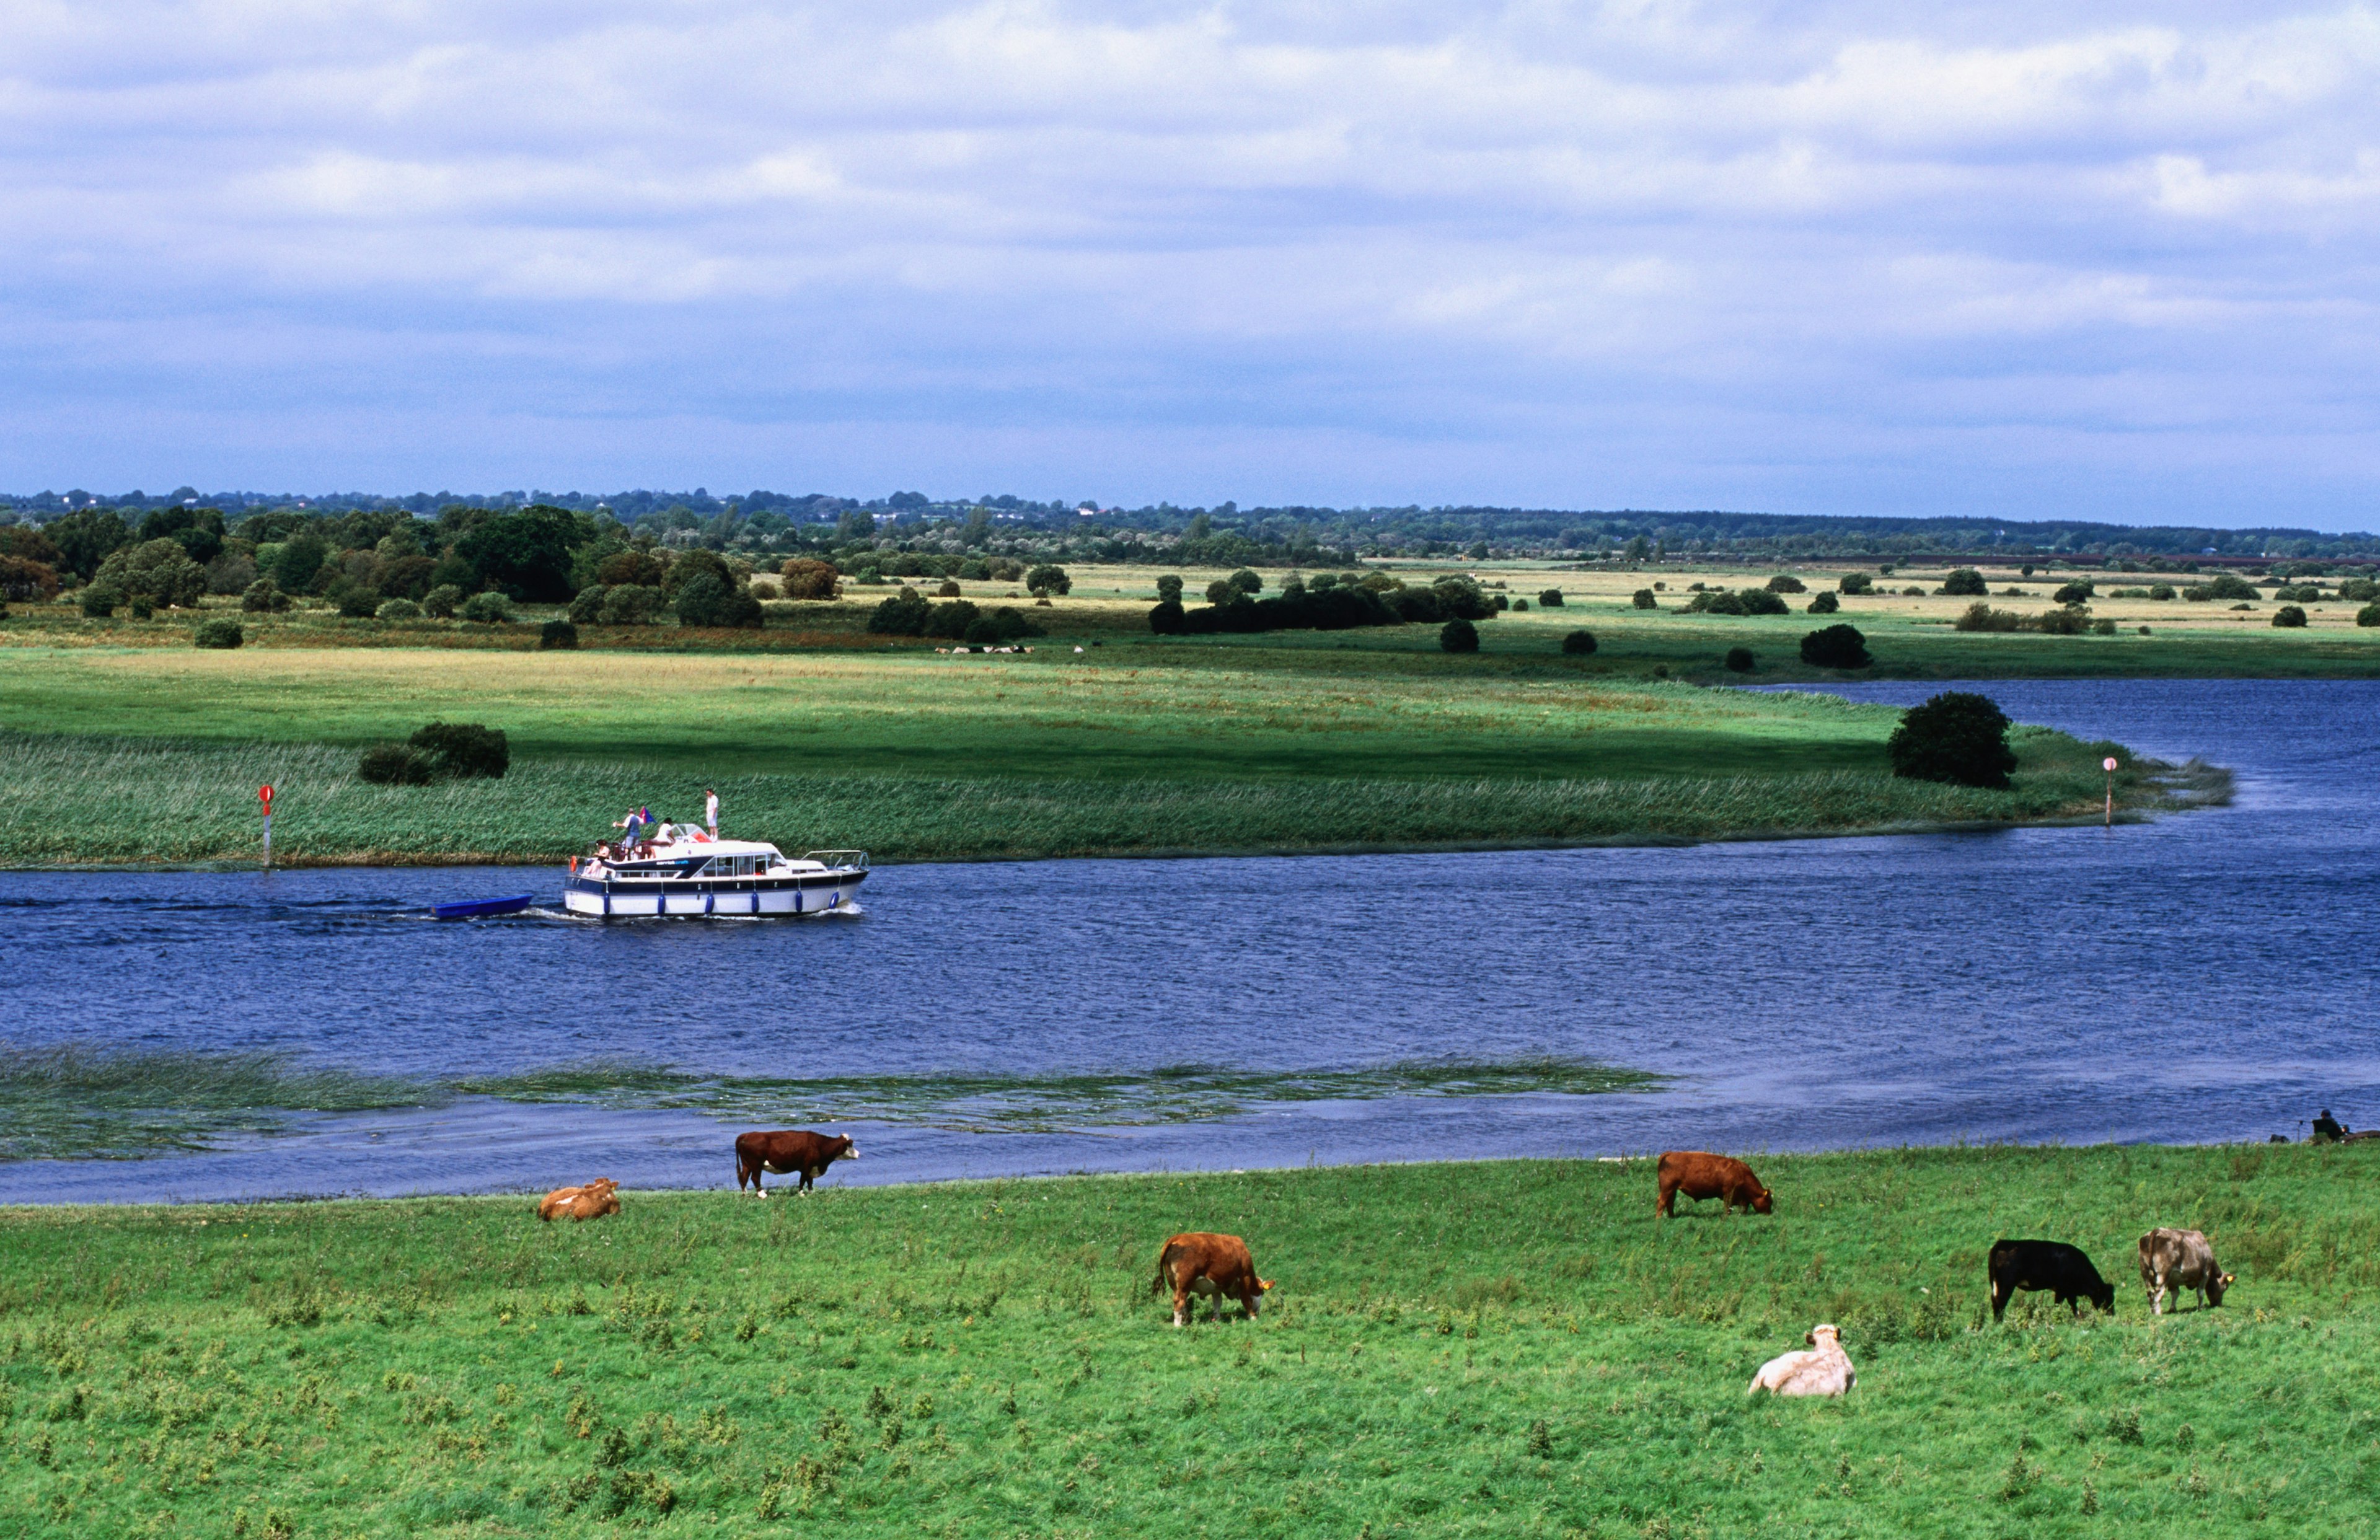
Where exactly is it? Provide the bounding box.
[803,850,871,869]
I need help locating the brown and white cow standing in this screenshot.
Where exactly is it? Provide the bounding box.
[2138,1227,2234,1314]
[1655,1151,1774,1218]
[734,1130,858,1195]
[538,1177,620,1222]
[1152,1233,1274,1327]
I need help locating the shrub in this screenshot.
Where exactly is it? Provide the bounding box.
[1685,590,1745,615]
[1954,602,2019,633]
[240,578,289,613]
[1902,586,1928,596]
[375,597,423,622]
[568,586,607,623]
[1561,629,1596,656]
[674,572,763,628]
[356,744,434,785]
[409,721,509,779]
[2148,583,2175,600]
[1440,618,1479,653]
[1838,572,1874,594]
[193,618,244,649]
[1025,564,1072,597]
[1939,568,1987,596]
[2034,605,2090,635]
[599,584,664,625]
[95,538,208,609]
[2360,603,2380,627]
[1765,573,1806,593]
[1631,588,1657,609]
[1227,569,1264,597]
[129,594,155,620]
[2052,582,2094,605]
[1156,574,1184,604]
[327,578,381,618]
[2273,605,2308,628]
[1887,692,2016,788]
[1724,646,1755,672]
[958,558,990,581]
[1807,591,1840,614]
[423,584,464,618]
[2197,573,2258,601]
[598,549,669,587]
[459,591,513,624]
[1800,623,1871,668]
[2337,576,2378,602]
[1512,597,1528,611]
[778,558,841,601]
[935,579,963,598]
[1740,589,1789,615]
[922,600,979,639]
[963,607,1044,645]
[868,589,933,635]
[540,619,579,649]
[81,584,121,617]
[1148,599,1186,635]
[0,553,61,602]
[1538,588,1564,607]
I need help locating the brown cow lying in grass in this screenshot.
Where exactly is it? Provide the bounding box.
[1748,1323,1854,1397]
[734,1130,858,1195]
[1152,1232,1274,1327]
[1655,1150,1773,1218]
[537,1178,620,1222]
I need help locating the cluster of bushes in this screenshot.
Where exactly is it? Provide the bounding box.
[1954,602,2117,636]
[356,723,511,786]
[2180,574,2259,602]
[1148,570,1500,637]
[1888,692,2016,788]
[1807,591,1840,615]
[1799,623,1871,669]
[850,552,1025,584]
[1683,587,1790,616]
[1838,572,1874,594]
[868,588,1046,644]
[1937,569,1988,596]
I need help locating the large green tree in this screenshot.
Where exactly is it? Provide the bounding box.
[453,504,594,602]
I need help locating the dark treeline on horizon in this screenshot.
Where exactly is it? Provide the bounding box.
[4,483,2376,563]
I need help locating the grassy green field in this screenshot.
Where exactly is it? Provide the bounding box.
[5,1146,2374,1538]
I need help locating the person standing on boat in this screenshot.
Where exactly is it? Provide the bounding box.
[705,788,720,840]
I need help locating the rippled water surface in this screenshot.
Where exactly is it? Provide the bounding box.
[7,678,2377,1200]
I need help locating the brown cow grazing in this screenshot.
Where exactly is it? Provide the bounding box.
[1656,1151,1773,1218]
[2138,1228,2234,1314]
[1152,1233,1274,1327]
[735,1130,858,1195]
[538,1177,620,1222]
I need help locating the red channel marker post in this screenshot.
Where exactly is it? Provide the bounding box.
[259,783,275,867]
[2102,757,2117,828]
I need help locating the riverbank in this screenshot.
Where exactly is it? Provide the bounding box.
[0,646,2219,864]
[2,1145,2368,1537]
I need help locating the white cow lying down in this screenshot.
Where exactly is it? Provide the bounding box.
[1748,1322,1856,1397]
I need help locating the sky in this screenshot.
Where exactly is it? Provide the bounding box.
[2,1,2377,528]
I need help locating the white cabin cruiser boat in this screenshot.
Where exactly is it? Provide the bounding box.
[563,831,868,918]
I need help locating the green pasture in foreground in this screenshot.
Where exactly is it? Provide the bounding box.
[5,1145,2376,1538]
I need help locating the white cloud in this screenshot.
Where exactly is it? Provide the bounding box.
[0,0,2376,519]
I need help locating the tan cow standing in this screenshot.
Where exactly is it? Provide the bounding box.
[1152,1233,1274,1326]
[538,1178,621,1222]
[2138,1227,2233,1314]
[1747,1324,1855,1397]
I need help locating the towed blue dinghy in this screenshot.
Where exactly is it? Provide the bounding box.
[430,894,535,921]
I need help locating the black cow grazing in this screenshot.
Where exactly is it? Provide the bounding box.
[1988,1239,2116,1321]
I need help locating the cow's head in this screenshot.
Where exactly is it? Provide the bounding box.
[832,1138,858,1162]
[1806,1323,1841,1349]
[2091,1278,2117,1313]
[1752,1187,1774,1215]
[2208,1271,2234,1306]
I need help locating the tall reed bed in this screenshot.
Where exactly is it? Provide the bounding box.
[0,728,2193,865]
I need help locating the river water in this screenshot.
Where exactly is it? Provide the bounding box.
[5,679,2376,1202]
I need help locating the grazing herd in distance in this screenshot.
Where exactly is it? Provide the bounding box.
[531,1137,2235,1399]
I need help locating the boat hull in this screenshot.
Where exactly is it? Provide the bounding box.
[561,868,866,919]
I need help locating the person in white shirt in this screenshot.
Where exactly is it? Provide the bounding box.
[705,788,720,840]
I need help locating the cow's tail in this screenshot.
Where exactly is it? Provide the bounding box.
[1152,1241,1178,1296]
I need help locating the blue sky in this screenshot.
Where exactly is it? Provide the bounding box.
[3,0,2376,527]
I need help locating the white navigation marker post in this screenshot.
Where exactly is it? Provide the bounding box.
[259,783,275,867]
[2102,757,2117,828]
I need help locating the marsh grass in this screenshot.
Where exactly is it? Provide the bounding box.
[0,1044,432,1160]
[0,1049,1658,1159]
[0,725,2199,866]
[4,1145,2379,1537]
[453,1057,1665,1133]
